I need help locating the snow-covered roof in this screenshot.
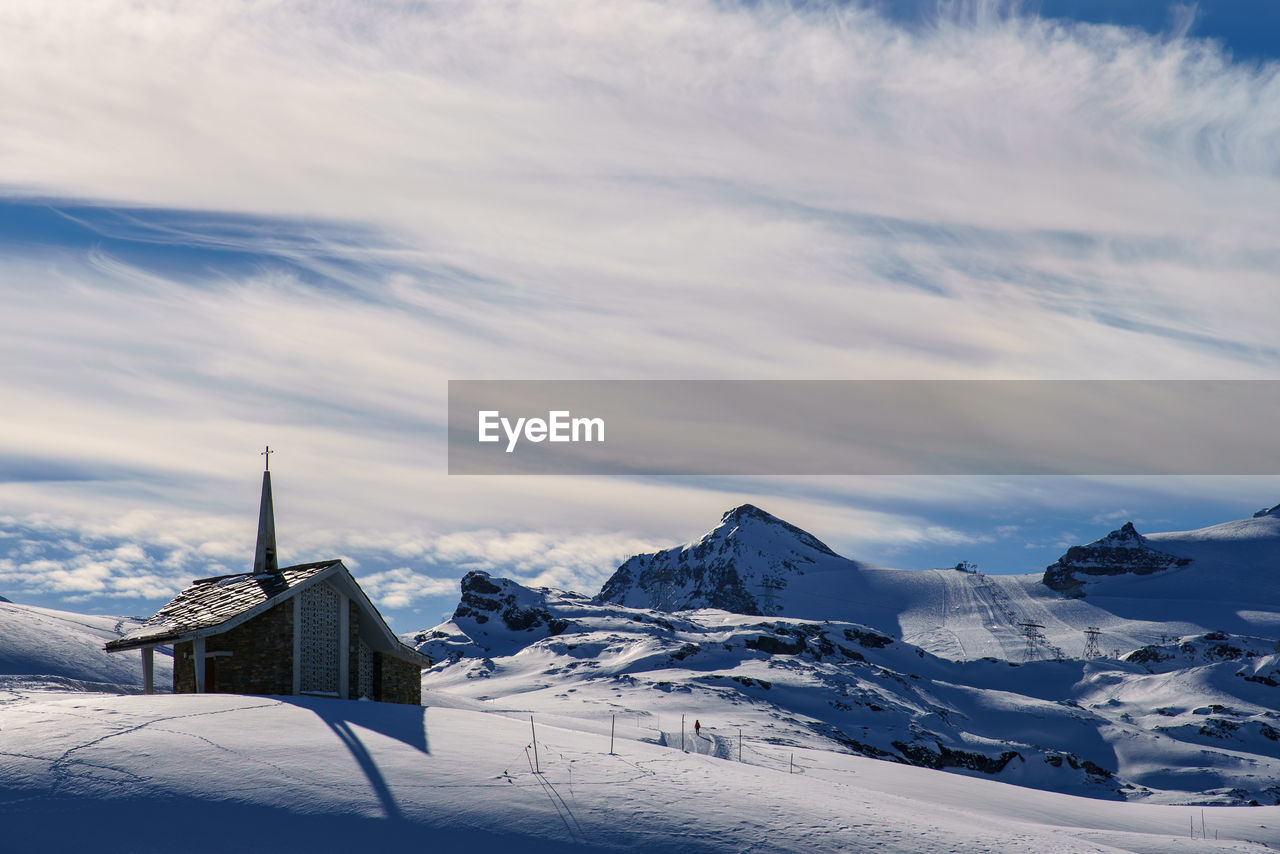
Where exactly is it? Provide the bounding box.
[105,560,429,666]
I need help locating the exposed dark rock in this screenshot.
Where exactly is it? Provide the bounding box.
[595,504,841,615]
[807,723,899,760]
[1126,646,1173,665]
[1042,522,1190,597]
[465,574,502,596]
[1041,752,1109,778]
[746,634,807,656]
[1080,759,1113,779]
[600,551,760,613]
[730,675,772,690]
[892,740,1023,774]
[836,646,867,662]
[669,643,701,661]
[452,571,569,636]
[844,627,893,648]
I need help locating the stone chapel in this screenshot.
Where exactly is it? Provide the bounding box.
[106,456,429,703]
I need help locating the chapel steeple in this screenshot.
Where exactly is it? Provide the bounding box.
[253,446,277,574]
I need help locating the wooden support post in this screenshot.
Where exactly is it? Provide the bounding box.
[141,647,154,695]
[681,714,685,752]
[193,637,206,693]
[739,729,742,762]
[610,714,616,755]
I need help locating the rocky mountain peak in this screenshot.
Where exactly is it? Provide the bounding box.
[1254,502,1280,518]
[703,503,839,558]
[719,503,774,525]
[451,570,569,640]
[596,505,846,615]
[1105,521,1144,546]
[1042,523,1190,597]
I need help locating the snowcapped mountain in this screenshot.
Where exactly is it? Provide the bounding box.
[0,599,172,692]
[597,504,845,616]
[413,504,1280,806]
[417,572,1280,804]
[595,504,1280,662]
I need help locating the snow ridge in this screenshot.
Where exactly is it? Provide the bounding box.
[0,600,172,691]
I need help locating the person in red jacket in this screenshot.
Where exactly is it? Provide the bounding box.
[694,719,701,737]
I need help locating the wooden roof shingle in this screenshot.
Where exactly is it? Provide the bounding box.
[105,560,338,650]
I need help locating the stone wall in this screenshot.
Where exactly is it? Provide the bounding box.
[374,651,422,705]
[169,588,421,704]
[209,602,294,694]
[172,603,294,695]
[174,640,195,693]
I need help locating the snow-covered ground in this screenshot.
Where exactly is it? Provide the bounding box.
[0,600,172,692]
[2,689,1278,853]
[4,504,1280,851]
[417,572,1280,806]
[413,505,1280,808]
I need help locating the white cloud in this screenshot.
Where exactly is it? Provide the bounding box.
[429,529,665,591]
[0,3,1275,381]
[0,546,186,600]
[358,567,458,611]
[1,1,1279,618]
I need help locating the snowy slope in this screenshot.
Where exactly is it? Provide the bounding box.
[596,504,1280,662]
[0,600,172,692]
[415,572,1280,806]
[3,690,1279,853]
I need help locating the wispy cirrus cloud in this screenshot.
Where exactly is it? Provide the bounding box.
[1,1,1279,626]
[2,1,1277,379]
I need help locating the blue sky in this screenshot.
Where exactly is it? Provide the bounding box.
[1,0,1279,630]
[1040,1,1280,63]
[866,1,1280,64]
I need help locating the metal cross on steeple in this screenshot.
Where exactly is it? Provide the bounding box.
[261,445,273,471]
